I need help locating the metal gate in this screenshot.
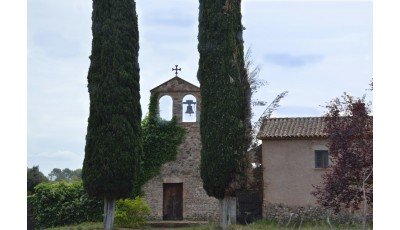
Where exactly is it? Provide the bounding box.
[236,191,262,224]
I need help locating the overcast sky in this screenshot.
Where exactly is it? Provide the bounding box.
[28,0,372,175]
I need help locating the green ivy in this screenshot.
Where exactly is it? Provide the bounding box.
[133,93,186,196]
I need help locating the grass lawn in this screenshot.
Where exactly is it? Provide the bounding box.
[45,222,103,230]
[45,220,372,230]
[228,220,372,230]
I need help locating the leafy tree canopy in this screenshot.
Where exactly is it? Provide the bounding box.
[48,168,82,182]
[312,93,373,213]
[27,166,48,195]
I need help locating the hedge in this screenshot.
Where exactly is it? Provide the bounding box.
[28,181,102,229]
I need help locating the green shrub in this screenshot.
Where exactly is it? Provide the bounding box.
[115,197,151,228]
[28,181,102,229]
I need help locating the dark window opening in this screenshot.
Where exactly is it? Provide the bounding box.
[315,150,329,168]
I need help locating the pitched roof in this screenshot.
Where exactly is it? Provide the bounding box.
[150,77,200,93]
[257,117,327,140]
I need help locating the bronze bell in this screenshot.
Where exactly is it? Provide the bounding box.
[185,104,194,115]
[183,99,196,116]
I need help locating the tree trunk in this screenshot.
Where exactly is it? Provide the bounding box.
[362,178,367,230]
[362,170,372,230]
[220,196,237,229]
[104,197,116,230]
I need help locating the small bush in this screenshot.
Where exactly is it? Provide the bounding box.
[28,181,102,229]
[115,197,151,228]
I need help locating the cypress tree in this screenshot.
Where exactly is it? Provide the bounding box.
[197,0,247,226]
[82,1,141,229]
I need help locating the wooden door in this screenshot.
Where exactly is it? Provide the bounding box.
[163,183,183,220]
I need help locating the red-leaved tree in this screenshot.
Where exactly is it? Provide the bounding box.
[312,94,373,216]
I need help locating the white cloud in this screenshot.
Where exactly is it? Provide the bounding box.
[34,150,81,160]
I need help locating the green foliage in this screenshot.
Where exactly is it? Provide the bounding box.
[197,0,247,199]
[82,0,142,199]
[27,165,48,195]
[48,168,82,182]
[114,197,151,228]
[133,93,186,196]
[28,181,103,229]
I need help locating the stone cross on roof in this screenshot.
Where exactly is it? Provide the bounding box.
[172,65,181,77]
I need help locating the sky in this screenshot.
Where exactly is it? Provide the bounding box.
[28,0,372,176]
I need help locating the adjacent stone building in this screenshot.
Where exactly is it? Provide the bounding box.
[142,76,219,220]
[257,117,329,215]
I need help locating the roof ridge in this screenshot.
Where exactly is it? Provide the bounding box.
[150,76,200,92]
[267,116,325,120]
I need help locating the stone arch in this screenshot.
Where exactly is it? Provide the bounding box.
[159,95,173,121]
[182,94,197,122]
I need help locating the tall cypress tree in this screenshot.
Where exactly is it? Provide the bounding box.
[197,0,247,226]
[82,1,141,229]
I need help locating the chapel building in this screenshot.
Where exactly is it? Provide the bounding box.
[142,76,219,221]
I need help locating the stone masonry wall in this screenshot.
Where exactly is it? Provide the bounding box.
[143,77,219,221]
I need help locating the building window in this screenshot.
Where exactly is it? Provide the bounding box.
[159,95,173,121]
[315,150,329,168]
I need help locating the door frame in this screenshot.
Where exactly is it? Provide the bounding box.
[162,183,183,220]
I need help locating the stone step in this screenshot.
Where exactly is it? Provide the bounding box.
[147,220,208,228]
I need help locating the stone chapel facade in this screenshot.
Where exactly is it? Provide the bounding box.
[142,76,219,221]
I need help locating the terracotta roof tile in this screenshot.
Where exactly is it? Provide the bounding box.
[257,117,327,140]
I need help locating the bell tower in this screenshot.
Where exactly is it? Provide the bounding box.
[150,75,201,124]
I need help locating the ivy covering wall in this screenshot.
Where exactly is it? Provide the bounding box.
[133,93,186,196]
